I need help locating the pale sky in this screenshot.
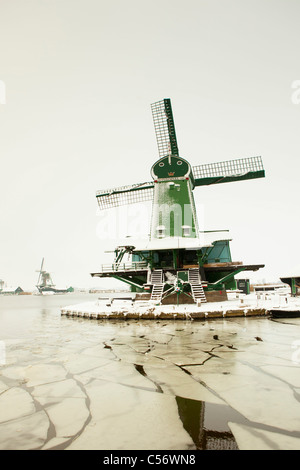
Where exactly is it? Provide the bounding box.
[0,0,300,290]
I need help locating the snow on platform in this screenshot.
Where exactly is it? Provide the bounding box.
[61,292,300,320]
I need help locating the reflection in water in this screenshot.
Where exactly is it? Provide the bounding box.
[176,396,238,450]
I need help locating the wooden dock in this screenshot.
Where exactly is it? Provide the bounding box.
[61,303,269,320]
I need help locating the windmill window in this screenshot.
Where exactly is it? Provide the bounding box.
[159,162,165,167]
[177,160,183,165]
[156,225,166,238]
[182,225,191,237]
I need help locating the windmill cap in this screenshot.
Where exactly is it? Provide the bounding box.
[151,155,192,180]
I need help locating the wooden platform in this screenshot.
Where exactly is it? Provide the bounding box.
[61,303,269,320]
[203,262,265,272]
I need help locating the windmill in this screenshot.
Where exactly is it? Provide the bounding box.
[36,258,73,294]
[36,258,55,292]
[92,99,265,304]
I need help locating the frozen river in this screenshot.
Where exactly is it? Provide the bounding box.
[1,293,300,450]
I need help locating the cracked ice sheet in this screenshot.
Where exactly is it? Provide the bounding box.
[185,358,300,433]
[67,381,195,450]
[32,378,86,399]
[74,359,158,392]
[2,363,67,388]
[143,365,224,404]
[1,311,300,451]
[229,422,300,450]
[147,346,211,366]
[40,396,89,438]
[62,353,111,375]
[106,344,171,368]
[0,379,9,394]
[104,340,223,402]
[260,364,300,387]
[0,410,49,450]
[0,387,36,422]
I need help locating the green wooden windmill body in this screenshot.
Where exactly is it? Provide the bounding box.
[92,99,265,304]
[150,155,198,240]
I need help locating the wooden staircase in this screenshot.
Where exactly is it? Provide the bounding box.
[188,268,207,304]
[150,283,164,302]
[150,269,164,303]
[150,269,163,284]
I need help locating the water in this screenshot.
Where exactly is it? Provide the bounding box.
[1,293,300,450]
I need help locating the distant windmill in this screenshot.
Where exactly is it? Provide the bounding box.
[92,99,265,304]
[36,258,55,292]
[36,258,73,295]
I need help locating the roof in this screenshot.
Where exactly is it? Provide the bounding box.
[200,231,232,245]
[280,263,300,278]
[133,237,210,251]
[132,231,232,252]
[0,286,23,293]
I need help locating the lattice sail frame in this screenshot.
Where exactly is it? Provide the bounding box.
[96,182,154,210]
[151,99,179,158]
[96,100,265,211]
[192,156,264,186]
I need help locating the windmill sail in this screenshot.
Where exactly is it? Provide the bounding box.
[151,98,179,157]
[36,257,44,286]
[192,156,265,186]
[96,181,154,210]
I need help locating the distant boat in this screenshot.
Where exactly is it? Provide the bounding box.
[36,258,73,295]
[270,308,300,318]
